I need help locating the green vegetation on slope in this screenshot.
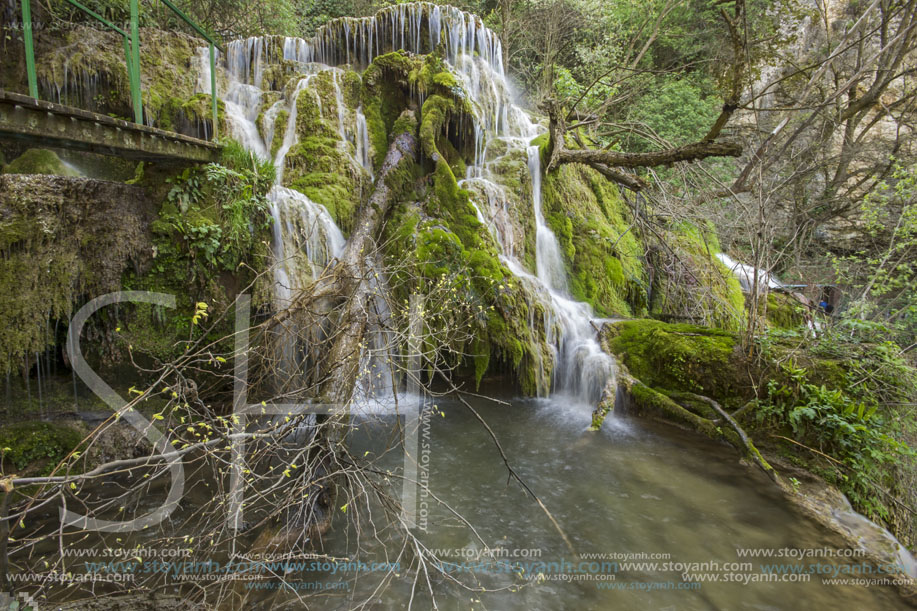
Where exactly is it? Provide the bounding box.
[538,155,647,317]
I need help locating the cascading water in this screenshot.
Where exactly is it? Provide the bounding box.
[216,34,390,400]
[523,146,615,405]
[528,147,568,293]
[207,1,616,408]
[355,107,374,178]
[715,252,784,292]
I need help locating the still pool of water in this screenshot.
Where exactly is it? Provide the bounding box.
[291,389,914,610]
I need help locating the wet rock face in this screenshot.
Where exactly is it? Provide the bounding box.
[0,174,156,372]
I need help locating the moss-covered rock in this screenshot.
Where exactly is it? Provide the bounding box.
[541,163,647,317]
[765,292,808,329]
[361,52,421,168]
[282,68,371,233]
[0,174,155,374]
[369,64,555,394]
[32,25,204,132]
[161,93,227,140]
[603,319,745,404]
[627,383,720,437]
[421,99,555,393]
[0,421,84,475]
[3,149,80,176]
[648,221,745,331]
[123,146,275,363]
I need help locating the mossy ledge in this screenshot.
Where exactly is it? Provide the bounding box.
[0,174,156,374]
[2,149,80,177]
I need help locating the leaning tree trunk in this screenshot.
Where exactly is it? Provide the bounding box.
[315,129,417,403]
[234,118,418,570]
[276,119,417,404]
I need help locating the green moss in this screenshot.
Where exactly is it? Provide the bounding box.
[280,70,371,232]
[470,337,490,390]
[260,60,306,93]
[766,293,807,329]
[341,69,362,108]
[396,78,564,394]
[0,173,165,373]
[141,30,200,120]
[177,93,226,137]
[436,136,467,178]
[383,153,553,396]
[762,340,852,392]
[420,95,455,158]
[605,319,743,402]
[0,421,84,475]
[540,163,646,316]
[649,221,745,331]
[269,108,289,158]
[122,149,274,362]
[3,149,80,176]
[471,148,535,269]
[392,111,419,138]
[362,95,388,170]
[32,26,203,130]
[415,227,465,277]
[629,383,720,437]
[361,51,420,169]
[286,136,360,230]
[433,71,459,89]
[531,133,549,154]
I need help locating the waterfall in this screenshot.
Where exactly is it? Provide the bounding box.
[218,47,347,302]
[218,30,385,399]
[528,147,568,293]
[273,76,315,181]
[524,146,615,405]
[355,107,373,178]
[208,2,616,407]
[715,253,784,292]
[222,77,269,160]
[268,186,345,306]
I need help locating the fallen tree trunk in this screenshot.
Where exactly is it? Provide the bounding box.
[234,116,418,561]
[304,119,418,403]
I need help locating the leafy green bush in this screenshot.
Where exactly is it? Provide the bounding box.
[760,358,914,529]
[623,76,720,150]
[155,140,273,274]
[0,422,84,474]
[832,162,917,349]
[49,0,300,38]
[120,138,275,362]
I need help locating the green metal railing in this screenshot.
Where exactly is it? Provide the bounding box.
[19,0,221,139]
